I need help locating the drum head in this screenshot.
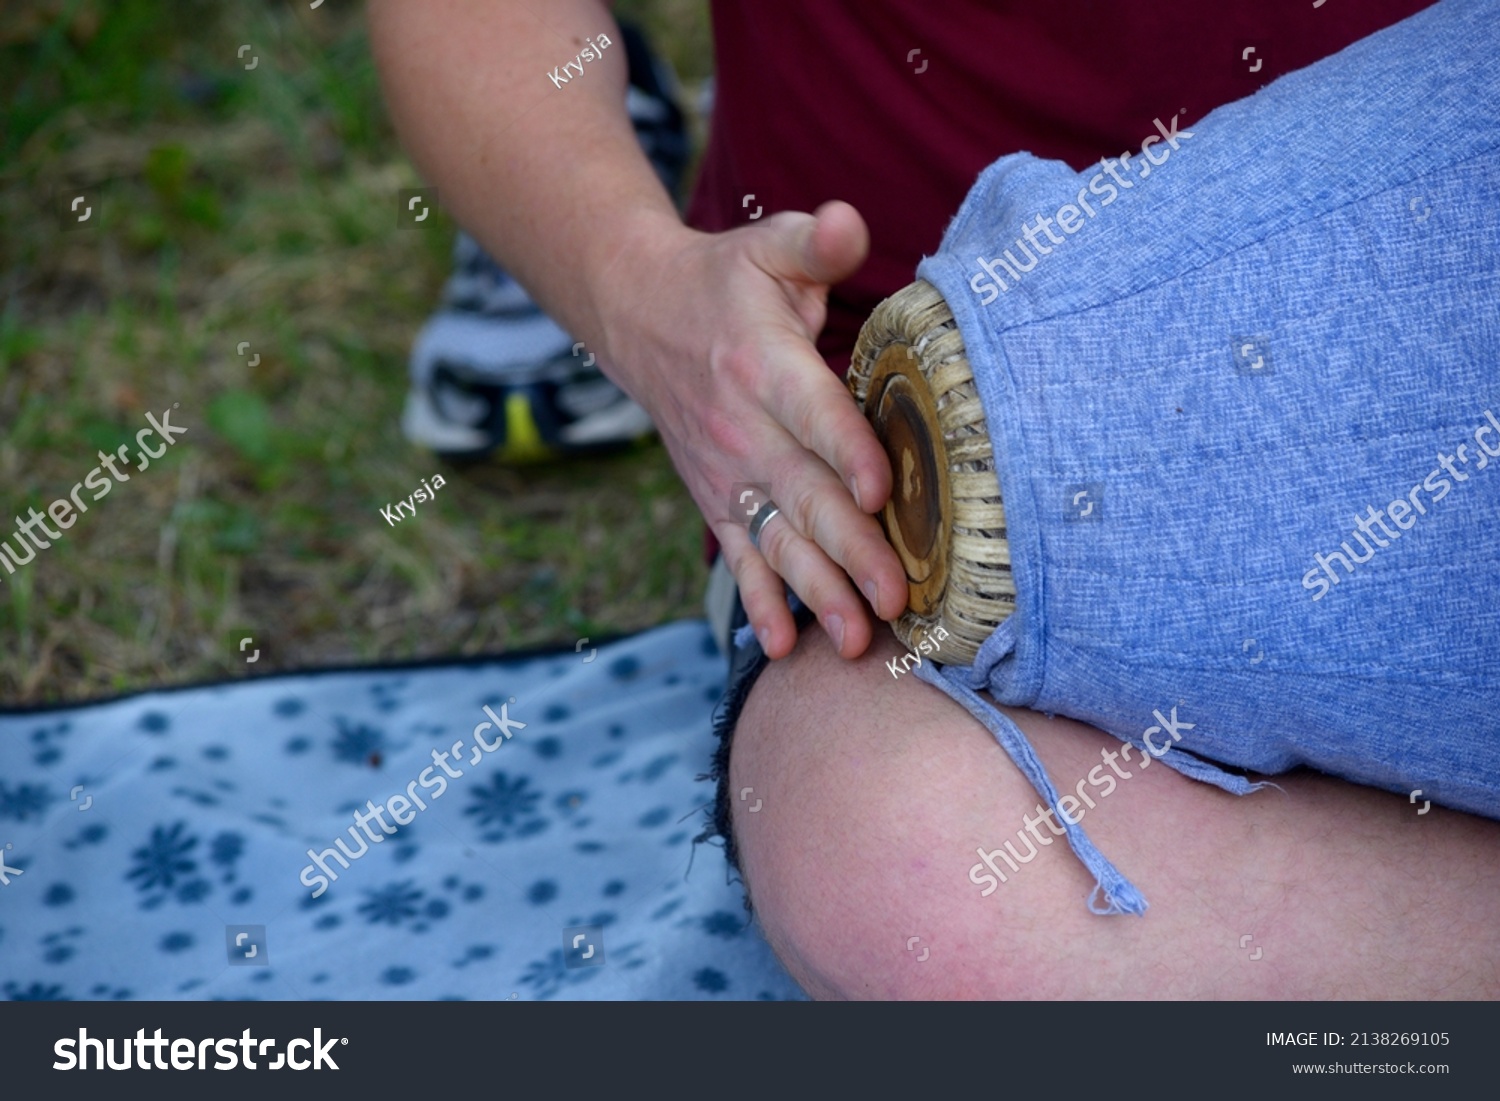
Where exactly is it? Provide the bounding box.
[848,279,1017,665]
[866,343,951,617]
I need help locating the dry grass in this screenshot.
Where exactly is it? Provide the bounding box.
[0,0,715,704]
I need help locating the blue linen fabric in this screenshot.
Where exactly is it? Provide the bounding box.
[913,0,1500,913]
[0,622,804,1001]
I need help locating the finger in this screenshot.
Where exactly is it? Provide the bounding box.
[720,527,799,659]
[743,506,879,660]
[749,205,867,290]
[744,204,868,341]
[705,322,901,616]
[739,206,893,524]
[801,200,869,286]
[758,439,907,624]
[740,347,902,620]
[771,336,894,507]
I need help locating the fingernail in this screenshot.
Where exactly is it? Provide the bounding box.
[826,614,846,653]
[848,474,862,511]
[861,579,879,610]
[755,626,771,653]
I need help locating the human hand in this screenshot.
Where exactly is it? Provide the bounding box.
[593,201,908,659]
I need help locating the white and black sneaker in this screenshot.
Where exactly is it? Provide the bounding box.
[401,22,688,463]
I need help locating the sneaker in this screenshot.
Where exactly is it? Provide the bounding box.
[401,21,688,463]
[401,337,658,463]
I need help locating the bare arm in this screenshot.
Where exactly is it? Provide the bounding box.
[367,0,909,660]
[368,0,669,344]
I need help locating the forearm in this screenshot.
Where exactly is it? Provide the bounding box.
[367,0,688,361]
[371,1,909,658]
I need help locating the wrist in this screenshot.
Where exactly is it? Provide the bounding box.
[585,206,702,385]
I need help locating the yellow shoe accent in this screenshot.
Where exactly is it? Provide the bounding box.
[498,392,557,464]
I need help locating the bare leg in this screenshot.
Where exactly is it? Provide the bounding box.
[730,625,1500,999]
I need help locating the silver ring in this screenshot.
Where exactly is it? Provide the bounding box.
[748,501,781,552]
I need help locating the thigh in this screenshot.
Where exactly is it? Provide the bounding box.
[729,623,1500,999]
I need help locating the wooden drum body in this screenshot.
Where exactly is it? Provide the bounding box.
[848,279,1015,666]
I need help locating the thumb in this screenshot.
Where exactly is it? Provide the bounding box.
[757,200,870,287]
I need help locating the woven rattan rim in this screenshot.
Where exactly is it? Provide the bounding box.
[848,278,1016,665]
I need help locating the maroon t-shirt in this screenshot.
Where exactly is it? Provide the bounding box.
[686,0,1433,560]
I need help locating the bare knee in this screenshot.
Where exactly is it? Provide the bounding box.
[730,623,1500,1000]
[728,624,1056,998]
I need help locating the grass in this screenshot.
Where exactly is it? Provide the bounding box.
[0,0,715,705]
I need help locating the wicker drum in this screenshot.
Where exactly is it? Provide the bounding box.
[847,278,1016,666]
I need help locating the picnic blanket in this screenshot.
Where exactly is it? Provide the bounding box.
[0,620,804,1001]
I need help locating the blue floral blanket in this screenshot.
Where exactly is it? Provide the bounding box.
[0,621,803,1001]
